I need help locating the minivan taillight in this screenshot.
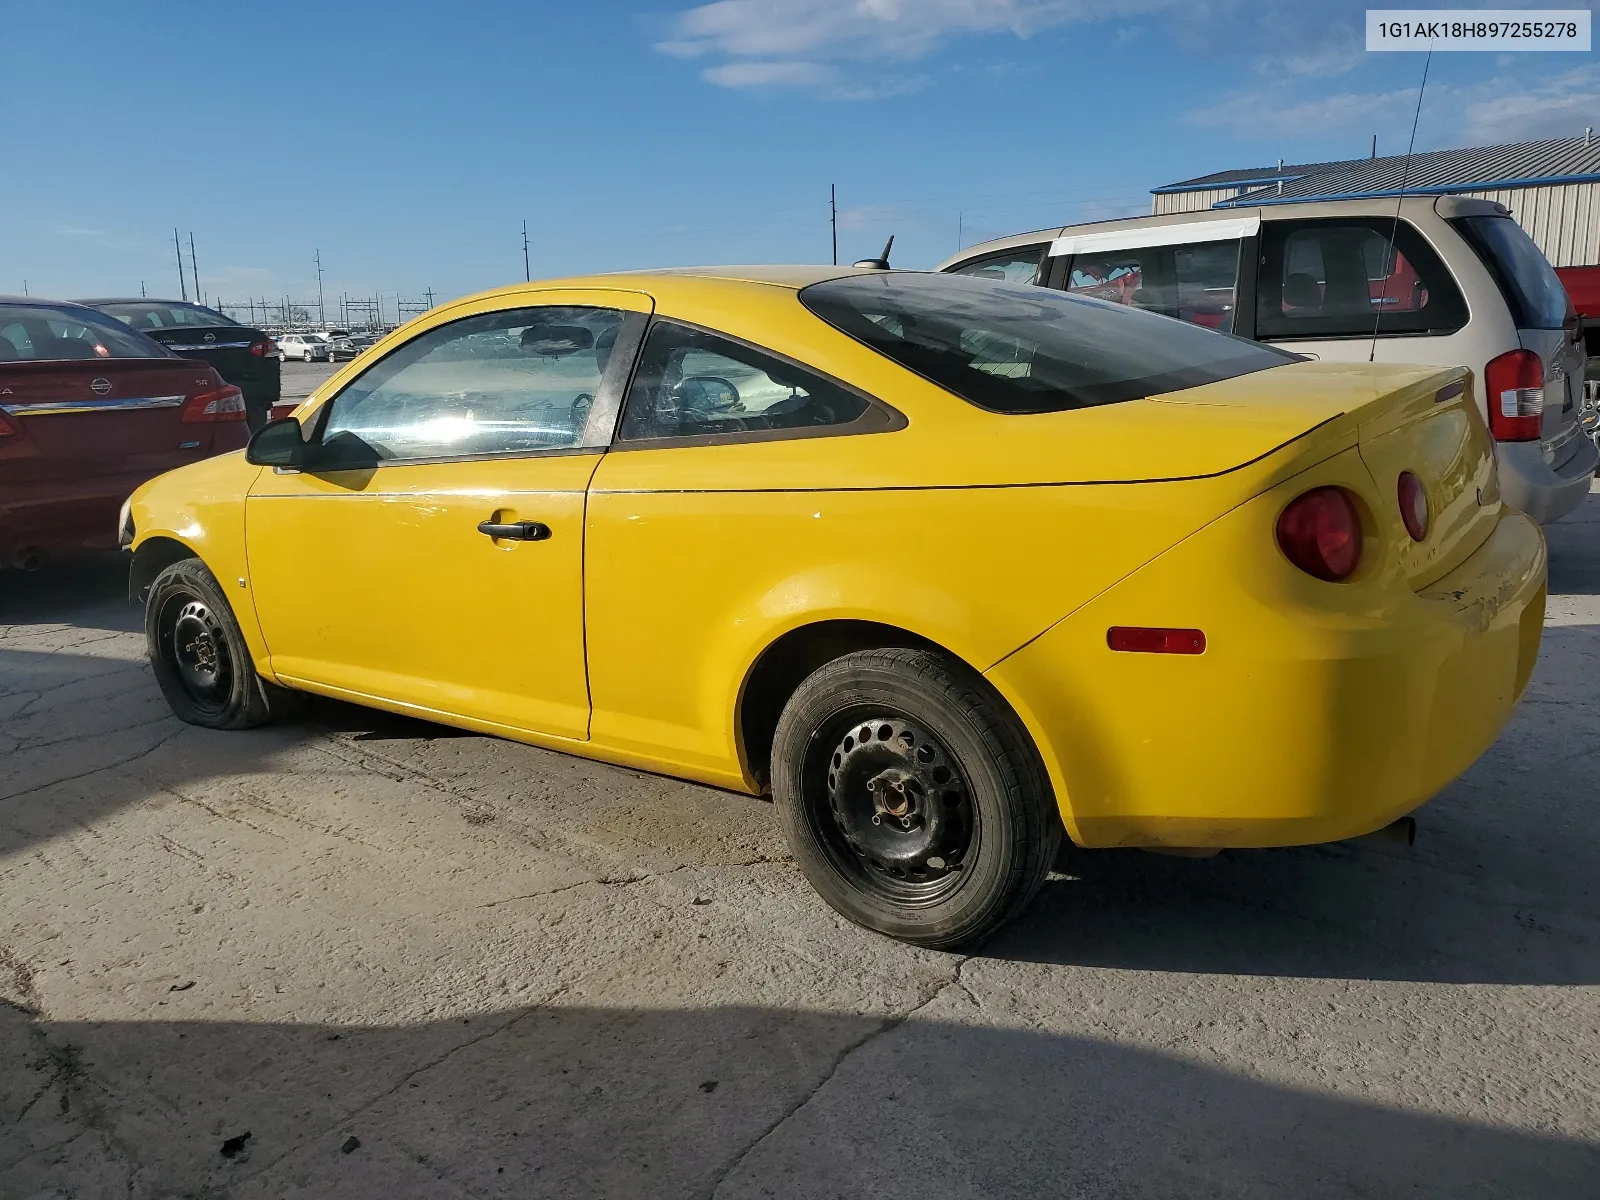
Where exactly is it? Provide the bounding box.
[1485,348,1543,441]
[1276,486,1363,582]
[181,385,246,423]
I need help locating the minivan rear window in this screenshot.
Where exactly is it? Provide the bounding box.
[801,273,1292,413]
[1452,215,1571,330]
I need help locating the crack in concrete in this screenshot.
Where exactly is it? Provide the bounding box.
[703,958,972,1199]
[232,985,572,1186]
[0,726,183,804]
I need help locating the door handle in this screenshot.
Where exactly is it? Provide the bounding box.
[477,519,551,541]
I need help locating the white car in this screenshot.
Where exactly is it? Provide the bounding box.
[277,332,333,362]
[943,197,1598,524]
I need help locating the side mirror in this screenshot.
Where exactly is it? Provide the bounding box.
[246,416,307,467]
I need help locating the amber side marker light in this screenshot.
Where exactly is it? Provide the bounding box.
[1107,627,1206,655]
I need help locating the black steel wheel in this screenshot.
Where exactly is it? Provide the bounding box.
[145,558,302,730]
[819,714,977,905]
[772,647,1060,949]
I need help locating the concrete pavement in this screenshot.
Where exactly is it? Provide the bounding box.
[2,485,1598,1197]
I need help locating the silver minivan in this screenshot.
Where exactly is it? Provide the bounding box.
[941,197,1597,522]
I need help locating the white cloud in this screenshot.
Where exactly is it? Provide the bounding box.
[657,0,1175,94]
[1269,22,1364,80]
[1186,64,1600,147]
[702,59,837,88]
[1456,65,1600,145]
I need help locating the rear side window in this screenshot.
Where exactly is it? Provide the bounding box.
[1452,215,1570,330]
[0,306,170,362]
[1065,240,1242,333]
[800,272,1292,414]
[618,321,871,442]
[946,245,1047,286]
[1256,218,1466,340]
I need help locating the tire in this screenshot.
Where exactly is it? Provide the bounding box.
[145,558,304,729]
[771,647,1060,949]
[302,351,312,362]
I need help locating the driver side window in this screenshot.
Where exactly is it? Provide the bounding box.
[617,320,868,442]
[320,305,626,463]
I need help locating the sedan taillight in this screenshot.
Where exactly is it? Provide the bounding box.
[1485,348,1543,441]
[181,385,247,423]
[0,413,16,437]
[1276,486,1363,582]
[249,338,282,359]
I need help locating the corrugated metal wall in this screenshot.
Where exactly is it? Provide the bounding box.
[1151,187,1239,214]
[1457,183,1600,267]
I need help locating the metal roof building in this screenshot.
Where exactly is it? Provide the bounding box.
[1152,134,1600,267]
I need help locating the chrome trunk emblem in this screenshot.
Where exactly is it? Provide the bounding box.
[90,378,112,395]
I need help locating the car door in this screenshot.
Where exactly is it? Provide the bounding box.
[1051,217,1257,334]
[245,291,651,740]
[583,316,901,778]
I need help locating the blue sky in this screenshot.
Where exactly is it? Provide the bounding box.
[4,1,1595,314]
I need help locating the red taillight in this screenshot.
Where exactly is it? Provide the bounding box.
[0,413,16,437]
[249,338,281,359]
[1484,348,1543,441]
[1276,486,1363,582]
[1106,627,1206,654]
[1397,471,1429,542]
[181,384,246,423]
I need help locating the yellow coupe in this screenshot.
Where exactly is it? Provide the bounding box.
[123,267,1547,947]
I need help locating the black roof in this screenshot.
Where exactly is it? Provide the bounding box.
[1155,134,1600,205]
[77,297,209,306]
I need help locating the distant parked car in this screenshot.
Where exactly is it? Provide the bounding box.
[0,297,246,571]
[944,197,1598,522]
[329,333,378,361]
[79,298,280,430]
[278,332,333,362]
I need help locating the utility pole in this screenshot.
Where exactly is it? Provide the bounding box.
[188,232,201,306]
[522,220,530,282]
[314,249,325,324]
[174,229,188,301]
[957,211,963,253]
[140,281,146,297]
[424,288,435,309]
[830,185,837,266]
[20,280,26,296]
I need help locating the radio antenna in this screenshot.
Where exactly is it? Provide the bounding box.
[1371,47,1431,363]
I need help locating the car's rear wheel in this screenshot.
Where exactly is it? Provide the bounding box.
[772,647,1060,949]
[146,558,302,729]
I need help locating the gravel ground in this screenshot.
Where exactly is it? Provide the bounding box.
[1,481,1597,1198]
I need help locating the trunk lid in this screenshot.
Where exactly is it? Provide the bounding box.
[0,358,224,483]
[142,325,274,389]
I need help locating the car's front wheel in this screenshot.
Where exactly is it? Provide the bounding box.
[146,558,302,729]
[772,647,1060,949]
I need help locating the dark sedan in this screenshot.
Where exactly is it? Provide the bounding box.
[0,297,248,571]
[78,298,280,429]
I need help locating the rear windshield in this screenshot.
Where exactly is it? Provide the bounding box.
[0,305,172,362]
[1452,216,1570,330]
[94,301,240,330]
[799,272,1292,413]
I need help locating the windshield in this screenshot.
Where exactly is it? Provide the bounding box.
[94,301,241,331]
[799,272,1292,413]
[1452,216,1571,330]
[0,305,173,362]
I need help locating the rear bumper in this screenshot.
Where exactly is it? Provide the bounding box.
[0,487,128,564]
[1497,433,1598,523]
[987,502,1547,850]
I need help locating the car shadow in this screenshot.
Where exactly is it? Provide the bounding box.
[2,1002,1596,1197]
[1545,483,1600,595]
